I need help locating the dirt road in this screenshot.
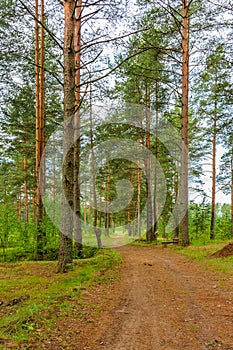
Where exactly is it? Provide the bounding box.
[93,245,233,350]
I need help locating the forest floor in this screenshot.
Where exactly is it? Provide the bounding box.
[1,244,233,349]
[78,244,233,350]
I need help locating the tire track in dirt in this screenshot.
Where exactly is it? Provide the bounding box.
[95,245,233,350]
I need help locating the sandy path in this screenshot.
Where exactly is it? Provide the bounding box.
[94,245,233,350]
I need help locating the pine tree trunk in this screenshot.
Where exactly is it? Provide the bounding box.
[173,166,180,239]
[57,0,76,272]
[137,160,141,237]
[180,0,189,246]
[128,210,132,236]
[231,151,233,237]
[73,0,83,257]
[161,218,166,239]
[153,80,159,239]
[35,0,45,260]
[210,93,217,239]
[145,84,153,241]
[104,164,110,237]
[17,192,21,222]
[24,156,28,223]
[136,84,143,237]
[90,95,102,248]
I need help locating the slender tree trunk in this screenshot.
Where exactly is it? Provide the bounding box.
[90,92,102,248]
[24,156,28,223]
[173,166,180,239]
[35,0,45,259]
[83,200,87,226]
[161,218,166,239]
[210,97,217,240]
[57,0,76,272]
[17,192,21,222]
[40,0,45,156]
[104,164,110,237]
[180,0,189,246]
[153,80,159,238]
[145,84,153,241]
[136,81,142,237]
[231,151,233,237]
[73,0,82,257]
[127,210,132,236]
[137,160,141,237]
[99,181,103,228]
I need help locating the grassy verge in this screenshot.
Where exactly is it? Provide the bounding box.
[173,241,233,275]
[0,249,122,348]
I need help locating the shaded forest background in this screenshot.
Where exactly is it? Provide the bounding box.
[0,0,232,264]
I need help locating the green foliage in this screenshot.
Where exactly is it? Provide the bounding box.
[72,246,99,260]
[0,249,122,346]
[189,200,231,244]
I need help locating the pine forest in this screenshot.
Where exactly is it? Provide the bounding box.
[0,1,233,348]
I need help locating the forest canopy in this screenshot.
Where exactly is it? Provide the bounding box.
[0,0,232,267]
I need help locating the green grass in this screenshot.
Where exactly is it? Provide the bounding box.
[173,241,233,275]
[0,249,122,348]
[130,236,157,246]
[189,236,231,246]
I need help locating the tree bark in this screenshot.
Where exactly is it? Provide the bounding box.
[173,165,180,239]
[104,164,111,237]
[231,151,233,237]
[153,80,159,239]
[17,192,21,222]
[57,0,76,272]
[90,91,102,248]
[24,156,28,223]
[210,96,217,240]
[35,0,46,259]
[145,84,153,241]
[73,0,83,257]
[137,160,141,237]
[180,0,190,246]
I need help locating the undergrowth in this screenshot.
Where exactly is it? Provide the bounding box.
[0,249,122,348]
[173,241,233,275]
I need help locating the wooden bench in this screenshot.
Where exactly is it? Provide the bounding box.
[162,238,179,246]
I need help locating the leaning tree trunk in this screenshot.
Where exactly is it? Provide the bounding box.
[180,0,190,246]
